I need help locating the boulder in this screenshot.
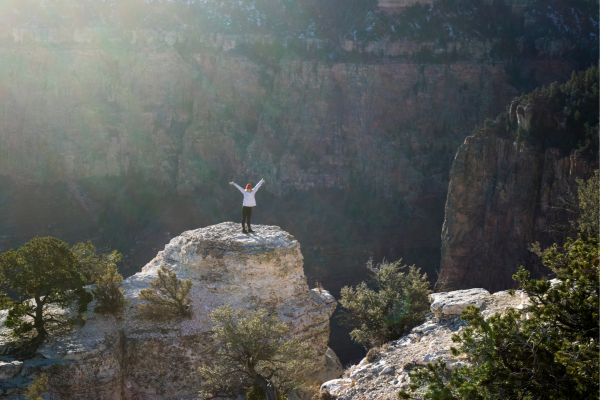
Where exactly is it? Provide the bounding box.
[380,365,395,375]
[320,378,354,395]
[429,288,491,317]
[311,347,343,383]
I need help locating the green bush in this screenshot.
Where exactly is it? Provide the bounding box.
[575,170,599,241]
[366,348,381,363]
[92,262,127,314]
[71,241,121,283]
[338,258,430,348]
[0,237,93,355]
[138,266,193,319]
[71,241,127,314]
[198,306,312,400]
[25,374,48,400]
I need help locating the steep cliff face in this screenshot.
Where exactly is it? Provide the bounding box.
[0,34,518,191]
[0,223,341,398]
[438,135,596,292]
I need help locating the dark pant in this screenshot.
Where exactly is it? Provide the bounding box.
[242,206,252,228]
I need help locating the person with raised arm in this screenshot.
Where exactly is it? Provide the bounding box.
[229,178,265,233]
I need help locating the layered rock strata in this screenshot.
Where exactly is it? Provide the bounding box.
[438,135,597,292]
[0,24,587,365]
[320,288,528,399]
[0,223,341,399]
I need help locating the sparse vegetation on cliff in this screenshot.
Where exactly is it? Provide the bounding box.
[138,266,193,319]
[0,237,93,356]
[491,64,599,156]
[406,173,600,400]
[574,170,599,241]
[338,258,430,348]
[92,263,127,314]
[24,374,49,400]
[72,241,127,314]
[198,305,313,400]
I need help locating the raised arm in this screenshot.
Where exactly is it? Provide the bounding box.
[253,179,265,192]
[231,182,245,194]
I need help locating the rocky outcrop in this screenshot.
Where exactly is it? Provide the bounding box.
[0,223,341,399]
[438,135,597,292]
[377,0,429,13]
[320,287,528,399]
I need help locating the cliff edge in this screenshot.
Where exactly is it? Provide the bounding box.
[320,287,528,399]
[438,135,596,292]
[0,222,342,398]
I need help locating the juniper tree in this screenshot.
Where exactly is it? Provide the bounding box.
[25,374,49,400]
[138,266,192,319]
[72,241,126,314]
[338,258,430,348]
[71,241,122,283]
[198,305,313,400]
[0,237,93,355]
[92,262,127,314]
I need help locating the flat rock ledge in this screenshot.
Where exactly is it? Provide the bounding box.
[320,288,529,399]
[0,222,342,399]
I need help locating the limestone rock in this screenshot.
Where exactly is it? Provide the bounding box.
[320,378,355,395]
[439,135,596,292]
[311,347,343,383]
[380,365,395,375]
[0,223,340,399]
[0,361,22,380]
[327,287,526,400]
[429,288,490,317]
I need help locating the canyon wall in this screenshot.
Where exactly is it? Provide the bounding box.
[439,135,597,293]
[0,29,588,363]
[0,32,519,189]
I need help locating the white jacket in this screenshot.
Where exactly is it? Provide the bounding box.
[232,179,264,207]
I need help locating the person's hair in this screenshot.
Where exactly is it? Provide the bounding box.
[246,183,252,190]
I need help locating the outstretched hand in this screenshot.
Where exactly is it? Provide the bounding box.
[229,182,233,185]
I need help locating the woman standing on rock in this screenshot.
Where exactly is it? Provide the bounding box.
[229,179,265,233]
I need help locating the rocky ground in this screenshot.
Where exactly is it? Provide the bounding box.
[320,288,528,399]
